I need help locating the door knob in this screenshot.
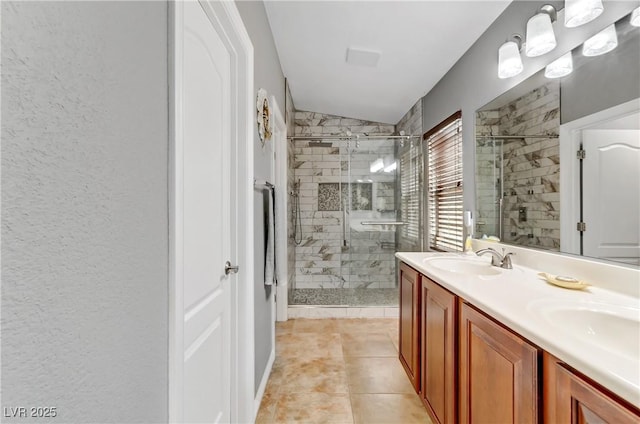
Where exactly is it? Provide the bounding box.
[225,261,239,275]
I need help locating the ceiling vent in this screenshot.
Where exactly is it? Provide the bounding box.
[346,47,381,67]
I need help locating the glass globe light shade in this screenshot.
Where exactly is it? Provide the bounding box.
[498,41,523,79]
[526,12,557,57]
[582,24,618,57]
[631,7,640,27]
[565,0,604,28]
[545,52,573,78]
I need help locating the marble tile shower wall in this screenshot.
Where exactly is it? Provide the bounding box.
[293,111,397,290]
[476,82,561,250]
[395,99,422,137]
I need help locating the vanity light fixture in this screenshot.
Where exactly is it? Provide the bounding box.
[498,35,524,79]
[582,24,618,56]
[631,7,640,27]
[564,0,604,28]
[525,5,557,57]
[545,51,573,78]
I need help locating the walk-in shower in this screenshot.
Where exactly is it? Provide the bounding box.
[475,134,560,248]
[288,134,421,308]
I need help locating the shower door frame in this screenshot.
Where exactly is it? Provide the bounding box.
[342,136,401,306]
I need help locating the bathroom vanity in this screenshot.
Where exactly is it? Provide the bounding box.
[397,246,640,424]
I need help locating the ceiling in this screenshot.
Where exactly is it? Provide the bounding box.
[264,0,513,124]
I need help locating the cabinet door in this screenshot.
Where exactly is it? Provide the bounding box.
[544,352,639,424]
[421,277,457,424]
[399,262,421,391]
[459,302,539,424]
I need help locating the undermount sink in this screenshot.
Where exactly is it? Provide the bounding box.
[530,300,640,360]
[423,257,502,276]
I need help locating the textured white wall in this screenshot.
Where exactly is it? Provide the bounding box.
[2,2,169,422]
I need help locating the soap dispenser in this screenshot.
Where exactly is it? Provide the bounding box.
[464,211,474,254]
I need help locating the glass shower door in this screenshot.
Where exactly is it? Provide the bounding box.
[475,137,503,239]
[342,137,399,307]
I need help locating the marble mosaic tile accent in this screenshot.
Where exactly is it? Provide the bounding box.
[316,182,374,211]
[290,288,398,306]
[318,183,341,211]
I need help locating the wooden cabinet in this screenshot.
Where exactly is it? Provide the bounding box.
[459,301,540,424]
[544,352,640,424]
[420,277,457,424]
[397,260,639,424]
[399,262,421,391]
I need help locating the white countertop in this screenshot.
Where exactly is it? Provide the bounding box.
[396,250,640,408]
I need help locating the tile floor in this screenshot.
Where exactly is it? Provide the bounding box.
[256,318,432,424]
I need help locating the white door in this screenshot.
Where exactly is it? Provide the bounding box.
[582,129,640,265]
[180,1,233,422]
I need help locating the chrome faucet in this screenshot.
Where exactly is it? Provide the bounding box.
[476,247,514,269]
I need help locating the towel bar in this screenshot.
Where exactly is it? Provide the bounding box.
[254,179,274,190]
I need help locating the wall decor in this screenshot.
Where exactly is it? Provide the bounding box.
[256,88,272,145]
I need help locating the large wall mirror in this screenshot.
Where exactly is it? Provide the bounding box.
[475,11,640,267]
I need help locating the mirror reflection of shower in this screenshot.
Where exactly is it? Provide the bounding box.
[291,179,302,245]
[476,134,559,244]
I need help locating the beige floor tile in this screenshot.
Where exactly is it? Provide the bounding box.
[255,390,278,424]
[260,317,423,423]
[279,357,349,394]
[351,393,432,424]
[341,332,397,357]
[293,318,341,333]
[339,318,398,334]
[273,393,354,423]
[276,319,296,335]
[345,357,415,394]
[388,326,399,352]
[276,332,343,358]
[263,357,287,396]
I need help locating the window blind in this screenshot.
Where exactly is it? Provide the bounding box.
[425,112,463,252]
[399,140,422,249]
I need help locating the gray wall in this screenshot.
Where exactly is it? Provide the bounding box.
[236,0,286,394]
[561,21,640,123]
[420,0,637,217]
[1,2,168,422]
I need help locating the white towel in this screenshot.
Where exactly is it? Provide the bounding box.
[264,188,276,286]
